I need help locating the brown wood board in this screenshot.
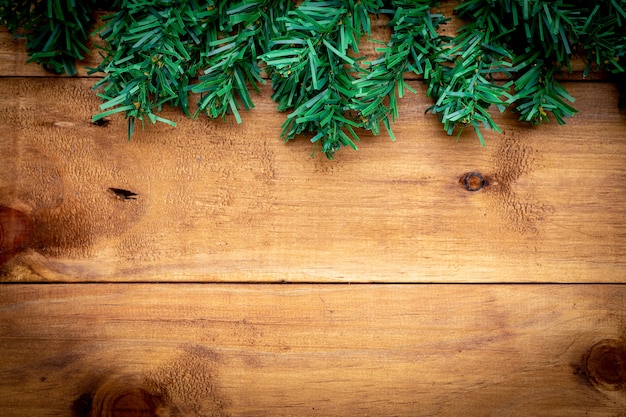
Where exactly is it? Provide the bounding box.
[1,78,625,282]
[1,284,625,416]
[1,3,626,415]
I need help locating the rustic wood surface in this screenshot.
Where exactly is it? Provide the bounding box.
[1,77,625,282]
[1,5,626,416]
[1,284,625,417]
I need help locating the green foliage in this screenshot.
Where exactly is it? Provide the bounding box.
[354,1,448,144]
[191,1,291,124]
[445,0,626,131]
[261,0,385,156]
[259,0,450,157]
[90,0,292,139]
[0,0,99,75]
[2,0,626,157]
[89,0,218,137]
[430,1,518,142]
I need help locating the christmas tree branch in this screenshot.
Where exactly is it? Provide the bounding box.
[0,0,98,75]
[2,0,626,156]
[351,0,449,142]
[261,0,384,158]
[191,0,291,124]
[90,0,220,138]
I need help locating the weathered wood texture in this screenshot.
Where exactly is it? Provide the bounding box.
[0,3,622,283]
[1,77,625,282]
[1,6,626,417]
[1,284,625,417]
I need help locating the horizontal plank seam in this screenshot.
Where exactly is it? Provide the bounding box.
[1,281,625,286]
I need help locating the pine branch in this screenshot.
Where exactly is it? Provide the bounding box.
[424,0,516,143]
[510,55,578,125]
[0,0,98,75]
[2,0,626,155]
[261,0,383,158]
[90,0,219,138]
[577,2,626,76]
[191,0,291,124]
[351,0,448,141]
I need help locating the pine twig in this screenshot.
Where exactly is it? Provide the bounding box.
[0,0,97,75]
[90,0,219,138]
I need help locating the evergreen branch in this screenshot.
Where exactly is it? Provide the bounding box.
[351,0,448,141]
[191,0,291,124]
[2,0,626,155]
[427,1,515,143]
[576,2,626,76]
[0,0,98,75]
[260,0,383,158]
[452,0,625,129]
[510,55,578,125]
[90,0,219,138]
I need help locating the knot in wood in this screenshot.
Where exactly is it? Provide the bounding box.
[110,390,157,417]
[88,378,163,417]
[584,339,626,391]
[461,172,486,192]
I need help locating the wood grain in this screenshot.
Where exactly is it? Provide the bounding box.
[0,27,104,78]
[2,4,625,416]
[1,78,625,282]
[0,284,625,416]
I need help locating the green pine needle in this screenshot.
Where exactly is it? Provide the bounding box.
[0,0,99,75]
[2,0,626,156]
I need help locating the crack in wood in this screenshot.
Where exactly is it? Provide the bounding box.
[109,188,138,201]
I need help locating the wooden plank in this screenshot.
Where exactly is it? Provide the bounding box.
[0,284,624,416]
[0,27,103,78]
[1,78,626,282]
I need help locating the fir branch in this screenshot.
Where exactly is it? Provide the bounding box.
[509,56,578,125]
[0,0,98,75]
[426,0,515,143]
[3,0,626,154]
[351,0,448,141]
[191,0,292,124]
[455,0,625,129]
[90,0,219,138]
[261,0,383,158]
[576,2,626,76]
[504,1,582,125]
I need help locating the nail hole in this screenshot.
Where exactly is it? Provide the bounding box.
[461,172,486,192]
[109,188,138,200]
[92,118,111,127]
[42,63,60,74]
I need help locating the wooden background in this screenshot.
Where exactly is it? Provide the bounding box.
[1,5,626,416]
